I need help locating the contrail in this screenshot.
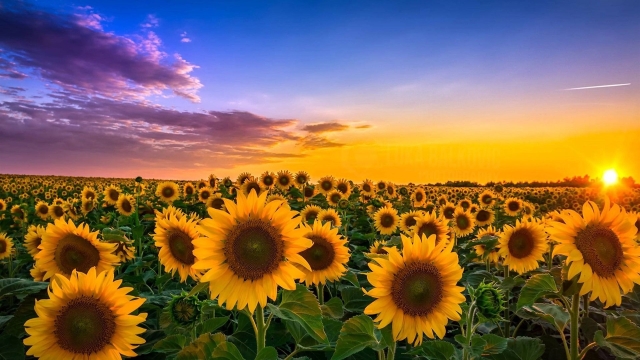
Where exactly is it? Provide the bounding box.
[564,83,630,91]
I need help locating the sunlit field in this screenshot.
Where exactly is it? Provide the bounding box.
[1,172,640,360]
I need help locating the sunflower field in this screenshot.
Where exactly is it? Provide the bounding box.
[1,172,640,360]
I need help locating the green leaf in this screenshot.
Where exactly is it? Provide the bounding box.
[521,303,569,331]
[341,286,373,312]
[153,334,188,354]
[197,316,230,335]
[516,274,558,308]
[266,284,327,344]
[132,224,145,240]
[406,340,456,359]
[321,297,344,319]
[188,281,209,297]
[0,335,25,360]
[254,347,278,360]
[211,340,246,360]
[342,270,360,287]
[176,332,227,360]
[487,337,545,360]
[481,334,508,355]
[0,278,49,298]
[594,316,640,359]
[331,315,379,360]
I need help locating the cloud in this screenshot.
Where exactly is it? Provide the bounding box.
[141,14,159,28]
[355,124,372,129]
[301,122,349,133]
[181,32,192,43]
[0,4,202,102]
[0,92,303,175]
[298,134,344,150]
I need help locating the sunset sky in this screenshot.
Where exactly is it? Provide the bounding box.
[1,0,638,183]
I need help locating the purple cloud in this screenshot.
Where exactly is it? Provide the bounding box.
[181,32,192,43]
[302,122,349,133]
[0,5,202,102]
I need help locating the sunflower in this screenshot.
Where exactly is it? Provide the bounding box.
[374,207,399,235]
[36,219,119,280]
[303,185,317,199]
[451,207,475,237]
[23,268,147,359]
[193,190,312,313]
[497,219,547,274]
[267,194,287,204]
[11,205,25,221]
[294,171,310,186]
[116,195,136,217]
[317,208,342,228]
[183,182,196,197]
[240,176,265,196]
[81,187,97,201]
[0,233,14,260]
[439,202,456,220]
[375,180,386,192]
[198,187,213,203]
[522,202,535,219]
[197,180,208,189]
[475,208,495,227]
[458,199,471,211]
[260,171,276,189]
[361,179,375,196]
[412,188,427,207]
[399,211,422,234]
[504,198,522,216]
[103,185,121,205]
[208,174,218,188]
[276,170,294,190]
[363,233,465,345]
[367,240,390,258]
[437,195,448,206]
[317,176,336,195]
[206,193,226,210]
[81,199,95,215]
[478,190,495,207]
[30,264,46,282]
[298,221,349,285]
[153,210,202,282]
[236,172,252,187]
[0,198,6,211]
[25,224,46,258]
[301,205,322,223]
[335,178,352,196]
[411,212,449,245]
[35,201,50,220]
[112,239,135,263]
[222,177,234,188]
[546,199,640,307]
[326,190,344,207]
[386,183,397,198]
[474,226,500,263]
[156,181,180,203]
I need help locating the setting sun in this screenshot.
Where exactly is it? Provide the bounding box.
[603,169,619,185]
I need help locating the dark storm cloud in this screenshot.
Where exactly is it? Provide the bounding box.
[0,4,202,102]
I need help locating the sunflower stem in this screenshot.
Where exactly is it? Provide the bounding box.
[582,294,589,318]
[255,306,267,353]
[569,293,580,360]
[386,341,396,360]
[503,265,510,337]
[578,342,596,359]
[318,283,325,305]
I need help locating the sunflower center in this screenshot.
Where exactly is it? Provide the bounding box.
[337,183,348,194]
[404,216,417,228]
[300,235,335,271]
[377,183,386,190]
[54,234,100,275]
[168,230,195,265]
[225,219,284,281]
[0,240,6,254]
[330,193,342,203]
[574,224,623,277]
[38,205,49,215]
[391,262,443,317]
[121,199,132,213]
[443,207,455,219]
[162,187,175,198]
[508,202,520,211]
[476,210,490,222]
[108,189,119,202]
[304,187,315,197]
[415,193,423,202]
[186,186,194,195]
[54,206,64,217]
[263,176,274,186]
[210,198,225,209]
[201,191,211,200]
[380,213,395,228]
[278,176,290,186]
[456,215,470,230]
[305,210,319,221]
[246,182,261,195]
[321,180,333,191]
[634,219,640,234]
[481,195,492,204]
[86,191,95,200]
[54,296,116,355]
[363,184,371,192]
[507,228,535,259]
[416,222,438,241]
[297,175,307,184]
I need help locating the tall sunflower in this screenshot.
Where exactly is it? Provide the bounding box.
[260,171,276,189]
[412,187,427,207]
[478,190,495,207]
[236,172,252,187]
[546,199,640,307]
[25,224,46,258]
[49,203,66,220]
[474,208,495,227]
[294,171,310,186]
[411,212,449,245]
[208,174,218,189]
[156,181,180,203]
[335,178,352,196]
[451,207,475,237]
[276,170,293,190]
[399,211,422,234]
[36,219,119,280]
[504,198,523,216]
[34,201,50,220]
[373,207,399,235]
[183,182,196,197]
[81,187,97,201]
[298,221,350,285]
[23,268,147,360]
[193,190,312,313]
[301,204,322,223]
[198,187,213,203]
[0,233,14,260]
[360,179,375,197]
[153,209,202,282]
[206,193,226,210]
[240,176,265,196]
[497,219,547,274]
[326,190,344,207]
[317,176,336,195]
[474,226,500,264]
[116,194,136,217]
[363,233,465,345]
[103,185,120,205]
[318,208,342,227]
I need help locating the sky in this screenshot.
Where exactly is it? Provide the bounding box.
[1,0,639,183]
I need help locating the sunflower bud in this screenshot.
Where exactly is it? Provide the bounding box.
[338,199,350,210]
[473,282,505,320]
[169,294,201,326]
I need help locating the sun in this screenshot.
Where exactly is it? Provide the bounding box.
[603,169,618,186]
